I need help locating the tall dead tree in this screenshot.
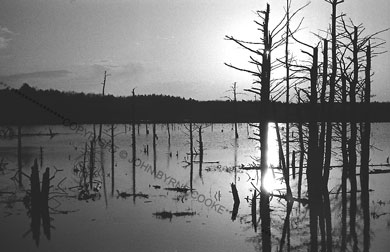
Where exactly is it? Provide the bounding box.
[340,73,348,252]
[360,42,371,252]
[320,39,333,252]
[99,71,109,141]
[323,2,345,248]
[152,123,157,178]
[224,82,242,139]
[307,46,322,252]
[225,3,307,251]
[132,89,136,199]
[198,125,203,170]
[18,125,22,186]
[257,5,271,250]
[285,0,291,186]
[111,124,115,196]
[167,123,171,145]
[189,123,193,190]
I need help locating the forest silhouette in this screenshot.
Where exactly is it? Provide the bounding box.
[1,83,390,125]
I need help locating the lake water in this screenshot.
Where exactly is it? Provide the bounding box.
[0,123,389,252]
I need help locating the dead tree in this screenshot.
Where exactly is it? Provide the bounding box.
[338,18,388,251]
[231,183,240,221]
[225,3,307,251]
[285,0,291,185]
[189,123,193,190]
[223,82,242,139]
[307,46,322,252]
[323,3,346,249]
[99,71,109,141]
[289,28,325,249]
[167,123,171,146]
[111,124,115,196]
[18,125,22,186]
[340,73,348,252]
[360,43,371,252]
[198,125,204,177]
[89,140,95,190]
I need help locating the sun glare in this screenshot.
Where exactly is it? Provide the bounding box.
[267,123,279,167]
[263,123,280,193]
[263,168,276,193]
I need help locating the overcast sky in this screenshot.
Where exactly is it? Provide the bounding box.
[0,0,389,101]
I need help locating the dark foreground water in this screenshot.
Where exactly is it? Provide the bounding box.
[0,123,389,252]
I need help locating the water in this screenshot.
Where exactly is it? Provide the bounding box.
[0,123,389,251]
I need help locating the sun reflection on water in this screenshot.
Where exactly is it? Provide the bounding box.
[263,123,279,193]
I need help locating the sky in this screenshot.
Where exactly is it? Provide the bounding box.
[0,0,389,101]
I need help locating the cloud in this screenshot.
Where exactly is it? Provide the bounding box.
[0,26,15,35]
[0,37,11,49]
[87,61,147,80]
[1,70,71,80]
[0,25,16,50]
[118,62,146,77]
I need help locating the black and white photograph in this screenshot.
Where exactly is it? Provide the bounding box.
[1,0,390,251]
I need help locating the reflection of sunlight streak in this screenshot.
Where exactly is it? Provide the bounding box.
[263,168,276,193]
[263,123,278,193]
[267,123,279,167]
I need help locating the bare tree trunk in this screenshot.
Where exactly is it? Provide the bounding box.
[360,43,371,252]
[307,46,321,252]
[279,201,293,251]
[153,123,156,179]
[231,183,240,221]
[251,190,257,232]
[189,123,193,191]
[167,123,171,146]
[41,167,51,240]
[89,140,95,190]
[99,124,103,141]
[83,142,87,188]
[40,147,43,168]
[340,70,350,252]
[349,27,359,245]
[100,144,108,208]
[298,122,304,202]
[292,150,296,179]
[99,71,107,141]
[232,82,239,139]
[18,125,22,187]
[41,168,49,207]
[321,39,333,252]
[260,5,271,252]
[93,124,96,141]
[111,124,115,196]
[198,125,203,177]
[132,122,136,204]
[285,0,291,187]
[30,159,40,246]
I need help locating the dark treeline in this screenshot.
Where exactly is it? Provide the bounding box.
[1,83,390,125]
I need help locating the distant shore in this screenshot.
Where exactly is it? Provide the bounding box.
[1,84,390,125]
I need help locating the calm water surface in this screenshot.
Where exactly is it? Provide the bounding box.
[0,123,389,251]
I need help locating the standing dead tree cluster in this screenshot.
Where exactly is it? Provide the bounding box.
[225,0,388,251]
[287,1,387,251]
[182,123,208,190]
